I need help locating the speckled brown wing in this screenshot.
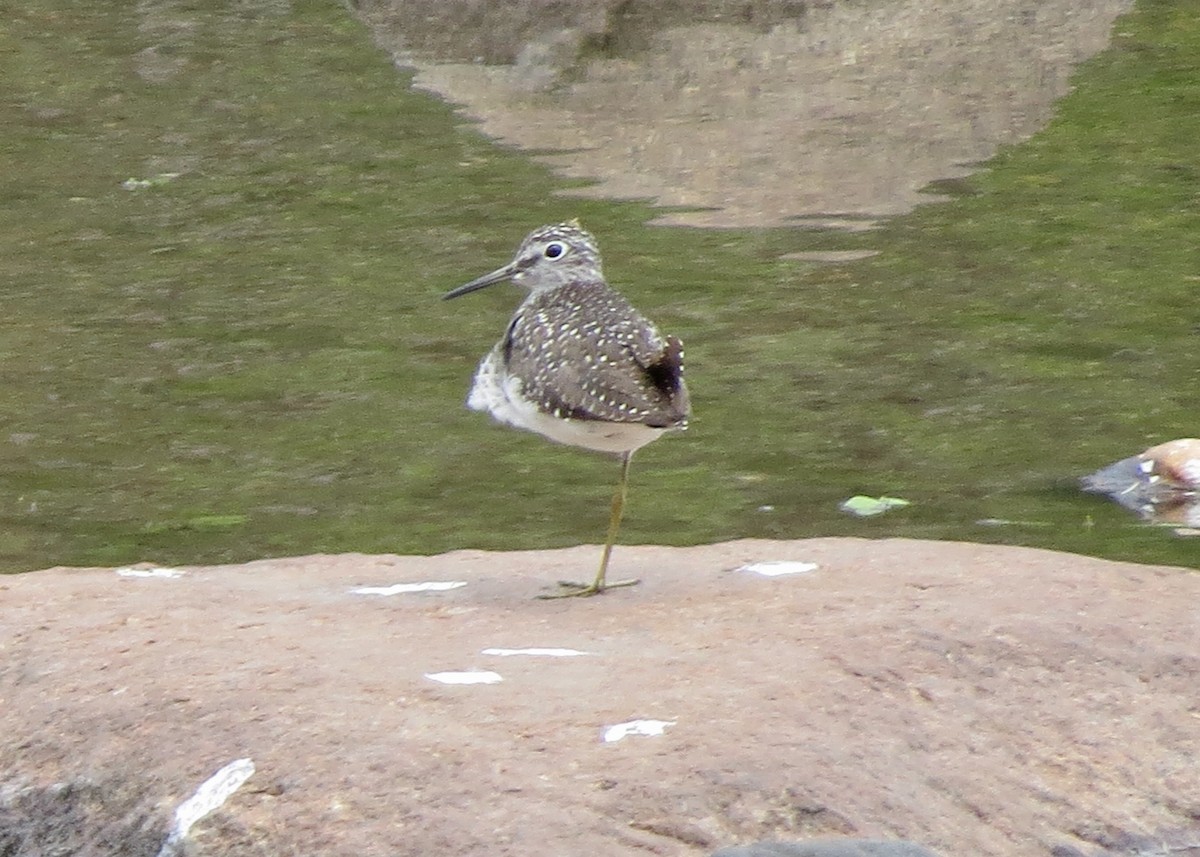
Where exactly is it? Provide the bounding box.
[502,281,690,428]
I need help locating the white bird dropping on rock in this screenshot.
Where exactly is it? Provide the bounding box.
[736,561,819,577]
[425,670,503,685]
[156,758,255,857]
[602,719,676,743]
[481,647,590,657]
[351,581,467,595]
[116,566,185,578]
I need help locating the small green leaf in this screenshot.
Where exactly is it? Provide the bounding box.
[839,495,911,517]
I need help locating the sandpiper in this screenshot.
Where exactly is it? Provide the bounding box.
[443,221,690,597]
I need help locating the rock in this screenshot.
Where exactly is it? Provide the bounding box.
[2,538,1198,856]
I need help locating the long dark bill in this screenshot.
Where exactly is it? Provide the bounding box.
[442,263,517,300]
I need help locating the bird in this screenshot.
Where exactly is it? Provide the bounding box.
[443,220,690,597]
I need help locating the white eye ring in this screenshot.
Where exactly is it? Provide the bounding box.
[544,242,567,260]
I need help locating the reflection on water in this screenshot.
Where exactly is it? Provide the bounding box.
[364,0,1132,227]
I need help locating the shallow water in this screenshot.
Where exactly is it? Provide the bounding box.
[1,0,1195,573]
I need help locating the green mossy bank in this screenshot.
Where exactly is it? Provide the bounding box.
[1,0,1196,572]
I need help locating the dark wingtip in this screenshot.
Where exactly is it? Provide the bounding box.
[644,335,690,425]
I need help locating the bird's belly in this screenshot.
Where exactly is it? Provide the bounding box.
[466,352,666,454]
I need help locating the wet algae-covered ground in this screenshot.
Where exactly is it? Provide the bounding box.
[1,0,1196,573]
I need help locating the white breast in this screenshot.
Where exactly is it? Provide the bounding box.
[466,350,667,455]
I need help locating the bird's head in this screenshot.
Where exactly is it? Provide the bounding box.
[443,220,603,300]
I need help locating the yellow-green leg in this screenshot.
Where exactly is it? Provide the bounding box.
[538,451,640,599]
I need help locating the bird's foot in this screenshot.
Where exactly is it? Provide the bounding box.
[535,577,640,599]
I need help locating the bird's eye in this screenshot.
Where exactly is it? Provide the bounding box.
[544,242,566,260]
